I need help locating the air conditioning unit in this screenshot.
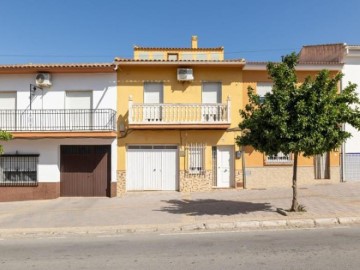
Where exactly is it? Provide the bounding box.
[177,68,194,81]
[35,73,52,87]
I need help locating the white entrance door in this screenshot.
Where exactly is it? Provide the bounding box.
[65,91,92,130]
[0,92,16,130]
[216,146,233,188]
[202,82,221,122]
[144,83,163,122]
[126,146,177,191]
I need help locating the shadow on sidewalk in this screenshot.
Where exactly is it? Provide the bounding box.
[156,199,273,216]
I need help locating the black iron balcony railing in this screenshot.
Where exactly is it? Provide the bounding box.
[0,109,116,132]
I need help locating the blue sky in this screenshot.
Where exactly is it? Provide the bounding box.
[0,0,359,64]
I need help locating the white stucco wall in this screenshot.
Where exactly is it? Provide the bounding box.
[0,73,117,110]
[343,55,360,153]
[2,138,117,183]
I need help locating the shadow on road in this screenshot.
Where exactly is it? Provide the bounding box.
[156,199,273,216]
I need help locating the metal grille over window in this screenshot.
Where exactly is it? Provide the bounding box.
[0,154,39,186]
[186,143,206,175]
[266,152,292,164]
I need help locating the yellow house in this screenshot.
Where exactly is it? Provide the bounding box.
[115,36,342,195]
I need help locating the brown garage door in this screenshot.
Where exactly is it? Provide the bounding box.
[60,145,111,197]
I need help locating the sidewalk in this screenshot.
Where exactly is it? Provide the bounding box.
[0,182,360,237]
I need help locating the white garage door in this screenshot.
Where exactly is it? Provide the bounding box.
[126,145,178,191]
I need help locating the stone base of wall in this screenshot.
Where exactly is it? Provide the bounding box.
[117,170,126,196]
[244,166,340,189]
[235,170,244,188]
[0,183,60,202]
[110,182,117,197]
[179,170,213,192]
[117,166,339,194]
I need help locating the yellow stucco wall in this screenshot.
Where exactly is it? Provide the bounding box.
[242,70,341,168]
[134,49,224,61]
[116,65,340,191]
[117,65,243,172]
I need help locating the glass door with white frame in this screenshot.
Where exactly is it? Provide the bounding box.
[143,83,163,122]
[65,91,92,131]
[202,82,221,122]
[0,92,16,131]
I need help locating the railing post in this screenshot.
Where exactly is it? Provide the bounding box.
[128,95,133,124]
[227,95,231,123]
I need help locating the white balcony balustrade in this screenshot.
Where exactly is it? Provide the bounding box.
[128,96,231,126]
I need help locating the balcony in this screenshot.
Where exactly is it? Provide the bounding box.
[0,109,117,138]
[128,97,231,129]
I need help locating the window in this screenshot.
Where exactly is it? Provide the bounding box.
[0,154,39,186]
[266,152,292,164]
[196,53,207,61]
[152,52,164,60]
[186,143,205,175]
[210,53,221,60]
[257,82,272,103]
[138,53,149,60]
[181,53,193,61]
[167,53,178,61]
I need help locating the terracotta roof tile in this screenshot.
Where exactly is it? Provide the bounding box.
[0,63,113,69]
[298,44,345,64]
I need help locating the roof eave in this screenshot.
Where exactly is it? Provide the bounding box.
[113,60,245,67]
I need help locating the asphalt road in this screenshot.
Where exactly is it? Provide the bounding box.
[1,226,360,270]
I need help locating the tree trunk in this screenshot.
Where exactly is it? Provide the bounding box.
[290,152,299,211]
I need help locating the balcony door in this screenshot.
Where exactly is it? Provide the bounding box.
[143,82,163,122]
[202,82,221,122]
[0,92,16,130]
[65,91,92,131]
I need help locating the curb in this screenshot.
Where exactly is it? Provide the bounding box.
[0,217,360,238]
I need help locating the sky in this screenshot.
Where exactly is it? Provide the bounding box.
[0,0,359,64]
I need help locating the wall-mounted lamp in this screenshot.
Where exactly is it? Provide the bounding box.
[29,84,42,110]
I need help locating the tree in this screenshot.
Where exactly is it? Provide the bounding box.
[236,53,360,211]
[0,131,12,154]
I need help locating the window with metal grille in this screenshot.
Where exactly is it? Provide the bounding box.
[0,154,39,186]
[266,152,292,164]
[186,143,205,175]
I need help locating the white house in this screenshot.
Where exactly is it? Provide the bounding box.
[342,45,360,181]
[0,63,118,201]
[299,43,360,182]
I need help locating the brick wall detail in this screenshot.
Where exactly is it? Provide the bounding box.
[0,183,60,202]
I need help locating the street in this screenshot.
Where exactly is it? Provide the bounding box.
[1,226,360,270]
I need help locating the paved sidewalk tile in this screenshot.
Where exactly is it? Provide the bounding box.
[0,182,359,231]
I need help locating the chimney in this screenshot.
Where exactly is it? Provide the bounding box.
[191,36,198,49]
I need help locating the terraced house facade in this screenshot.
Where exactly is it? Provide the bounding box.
[0,64,118,201]
[115,36,343,195]
[0,37,344,201]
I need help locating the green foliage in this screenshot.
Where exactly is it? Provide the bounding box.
[237,52,360,157]
[0,130,12,154]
